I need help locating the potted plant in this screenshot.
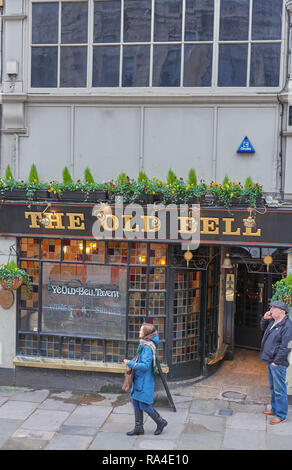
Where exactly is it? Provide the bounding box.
[242,177,264,207]
[271,275,292,310]
[82,168,107,202]
[26,164,49,202]
[0,260,32,293]
[1,165,27,200]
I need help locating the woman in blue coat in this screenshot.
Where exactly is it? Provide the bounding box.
[123,322,168,436]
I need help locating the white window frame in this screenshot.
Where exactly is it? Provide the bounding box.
[25,0,287,95]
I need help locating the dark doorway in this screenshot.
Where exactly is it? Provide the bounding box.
[235,264,283,350]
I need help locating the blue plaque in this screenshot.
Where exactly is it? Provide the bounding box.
[237,136,255,153]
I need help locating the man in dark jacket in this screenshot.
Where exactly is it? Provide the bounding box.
[259,300,292,424]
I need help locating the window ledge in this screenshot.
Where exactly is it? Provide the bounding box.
[13,355,169,374]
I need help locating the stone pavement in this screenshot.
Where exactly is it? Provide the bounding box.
[0,349,292,451]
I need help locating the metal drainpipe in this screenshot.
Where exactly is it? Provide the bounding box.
[277,4,292,200]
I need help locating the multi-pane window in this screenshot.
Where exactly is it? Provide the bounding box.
[30,0,284,89]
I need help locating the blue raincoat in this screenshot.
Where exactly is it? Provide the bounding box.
[127,335,159,405]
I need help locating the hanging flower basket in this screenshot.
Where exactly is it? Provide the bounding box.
[0,261,32,293]
[0,277,23,291]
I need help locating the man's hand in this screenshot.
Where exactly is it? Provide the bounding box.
[264,310,272,319]
[272,363,278,367]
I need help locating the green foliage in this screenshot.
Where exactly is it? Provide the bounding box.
[222,175,230,186]
[28,164,39,183]
[84,167,95,185]
[117,172,129,185]
[272,275,292,308]
[188,169,197,186]
[138,171,148,183]
[167,169,177,185]
[62,167,73,185]
[244,176,253,190]
[5,165,13,181]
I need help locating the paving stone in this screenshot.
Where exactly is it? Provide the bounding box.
[226,412,266,431]
[0,401,38,420]
[112,402,134,414]
[10,389,50,403]
[89,432,137,450]
[44,433,93,450]
[64,405,112,428]
[136,439,177,450]
[59,425,98,436]
[189,399,227,416]
[178,431,223,450]
[228,402,266,414]
[20,409,70,432]
[0,397,8,407]
[142,420,184,439]
[12,429,55,440]
[222,428,266,450]
[187,413,226,433]
[39,398,78,413]
[265,433,292,450]
[2,437,47,450]
[0,419,23,448]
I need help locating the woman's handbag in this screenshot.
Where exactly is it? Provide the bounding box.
[122,368,134,391]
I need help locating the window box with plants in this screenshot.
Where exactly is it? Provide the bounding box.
[49,167,107,202]
[0,261,32,293]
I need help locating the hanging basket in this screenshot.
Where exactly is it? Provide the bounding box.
[0,277,23,291]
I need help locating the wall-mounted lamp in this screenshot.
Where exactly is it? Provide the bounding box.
[38,203,54,226]
[243,206,267,229]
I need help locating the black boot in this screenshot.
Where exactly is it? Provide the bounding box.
[149,409,168,435]
[126,411,144,436]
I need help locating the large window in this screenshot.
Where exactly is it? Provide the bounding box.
[18,238,168,363]
[30,0,284,89]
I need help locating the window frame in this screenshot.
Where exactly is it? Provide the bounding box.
[26,0,287,94]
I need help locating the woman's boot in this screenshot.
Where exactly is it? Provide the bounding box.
[149,409,168,435]
[126,410,144,436]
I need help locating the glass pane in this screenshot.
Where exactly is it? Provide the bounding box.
[63,240,83,261]
[32,2,59,44]
[152,45,181,86]
[106,341,126,362]
[154,0,182,42]
[60,46,87,87]
[20,238,39,258]
[18,334,38,356]
[83,338,103,361]
[20,261,39,284]
[92,46,120,87]
[219,0,250,41]
[129,267,147,289]
[218,44,248,87]
[94,0,121,43]
[42,263,127,339]
[108,242,128,263]
[61,2,88,44]
[185,0,214,41]
[150,243,167,265]
[20,285,38,310]
[42,239,61,260]
[149,267,166,290]
[40,335,60,358]
[85,241,105,262]
[252,0,283,40]
[130,243,147,264]
[250,43,281,87]
[122,45,150,87]
[124,0,151,42]
[129,292,146,315]
[31,47,58,87]
[184,44,212,86]
[148,292,165,315]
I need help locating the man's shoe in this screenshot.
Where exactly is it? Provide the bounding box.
[263,411,275,416]
[269,417,286,425]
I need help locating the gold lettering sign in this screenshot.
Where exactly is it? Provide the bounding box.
[178,217,197,234]
[25,212,42,229]
[242,221,261,237]
[123,215,139,232]
[67,213,85,230]
[222,218,241,236]
[200,217,219,234]
[141,216,160,233]
[102,214,119,231]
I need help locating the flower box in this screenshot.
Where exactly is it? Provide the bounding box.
[34,189,49,200]
[2,189,27,200]
[83,190,108,203]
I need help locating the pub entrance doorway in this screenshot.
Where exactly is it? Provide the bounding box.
[234,263,283,350]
